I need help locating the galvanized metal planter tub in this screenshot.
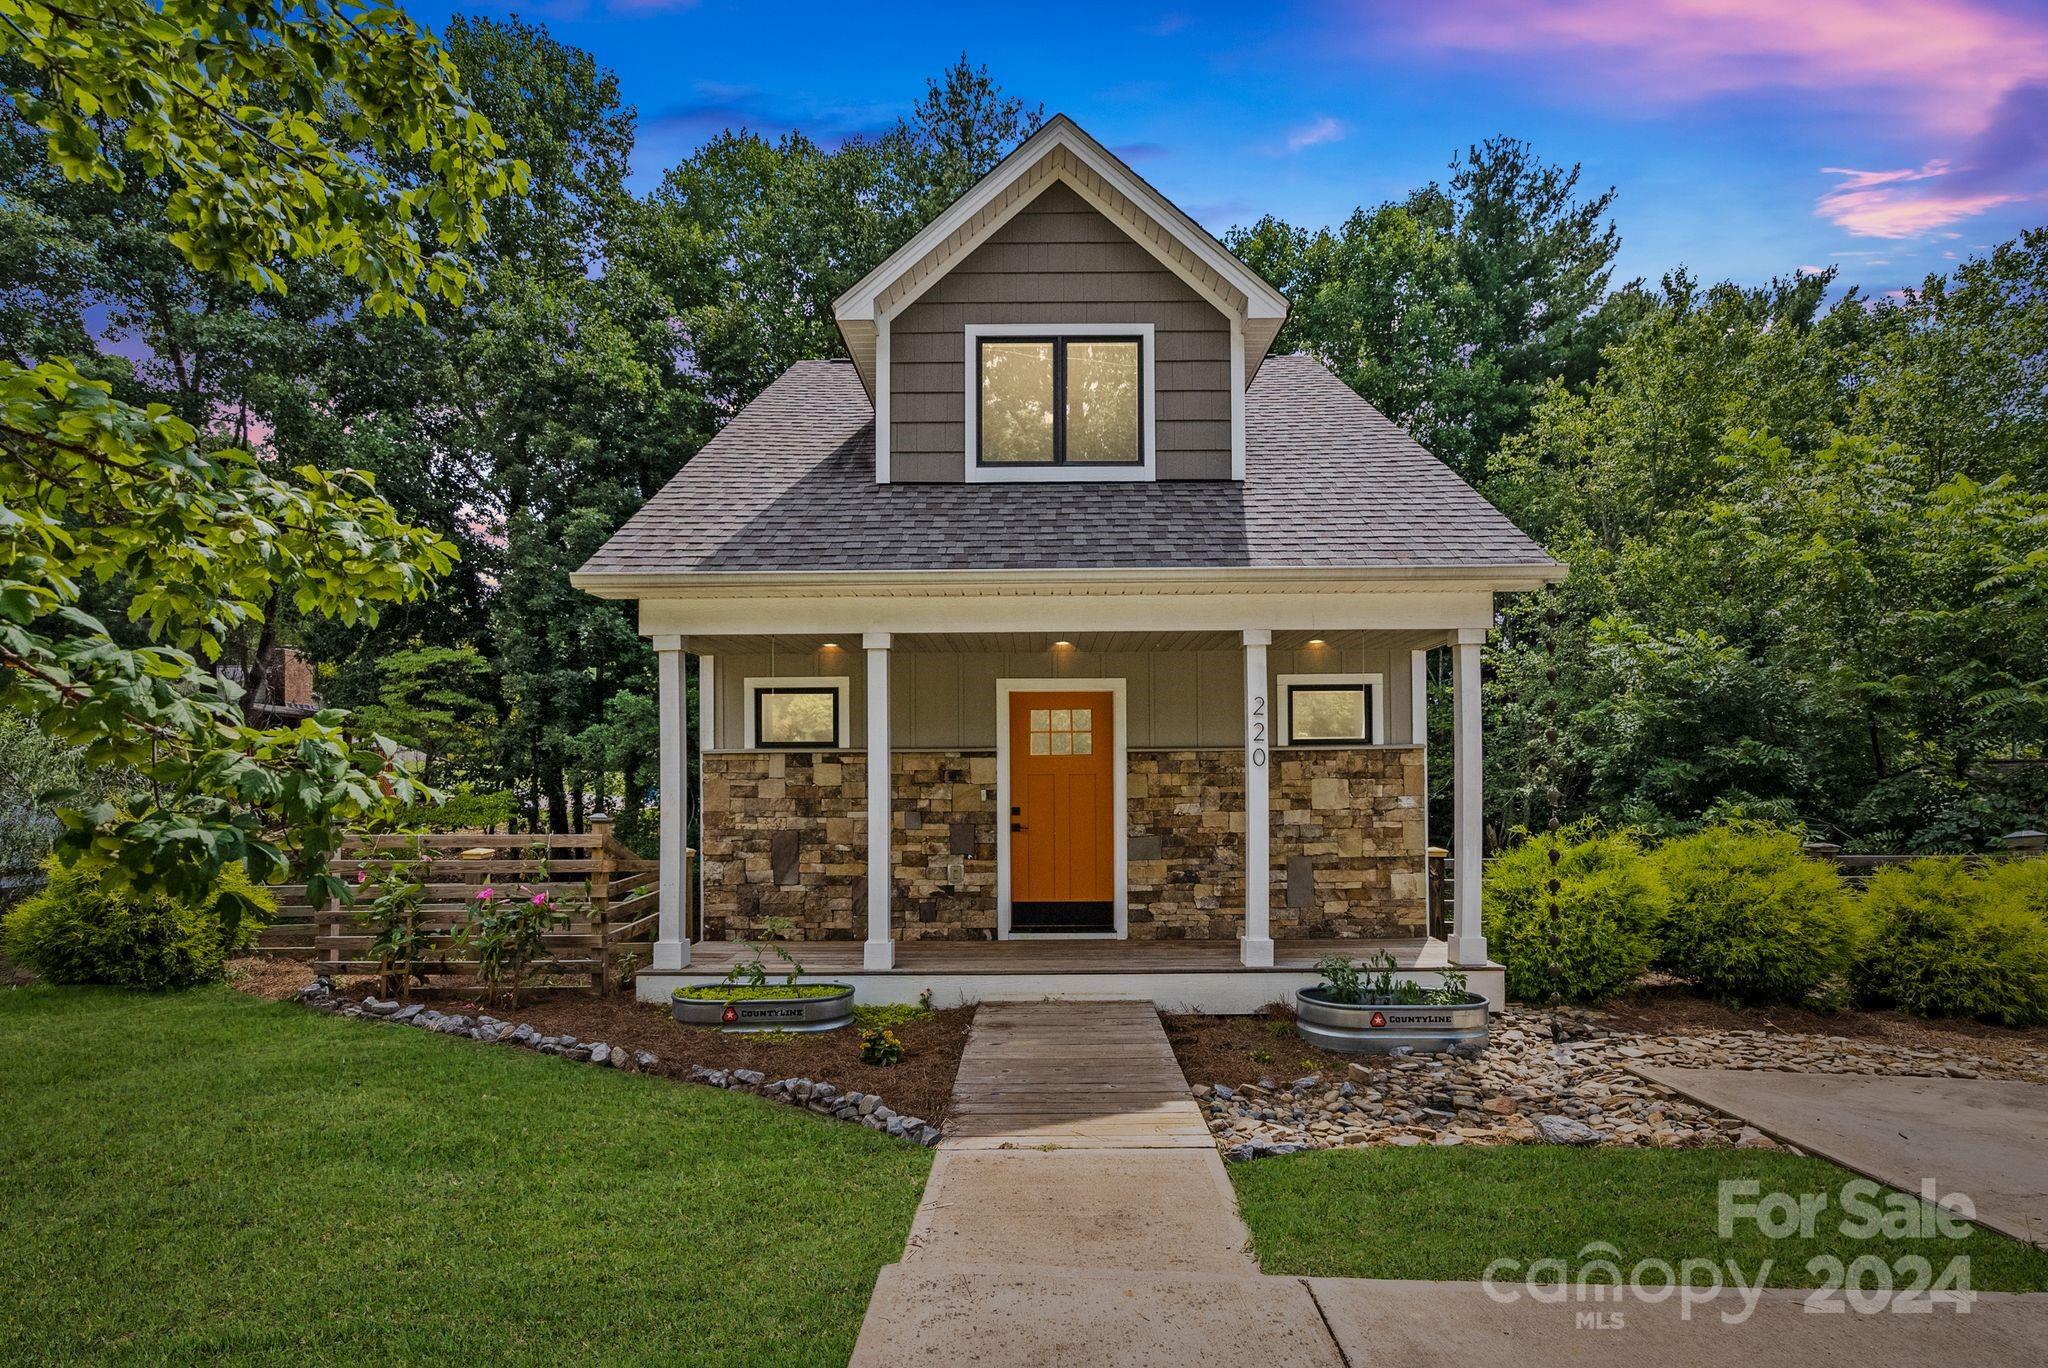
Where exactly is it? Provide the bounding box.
[672,984,855,1033]
[1294,987,1490,1056]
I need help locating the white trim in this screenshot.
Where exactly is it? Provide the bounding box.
[636,964,1508,1013]
[641,590,1502,639]
[697,654,715,754]
[994,678,1129,940]
[579,564,1569,599]
[873,313,891,484]
[740,675,851,750]
[1276,672,1386,746]
[1229,314,1246,480]
[833,116,1288,329]
[962,324,1157,484]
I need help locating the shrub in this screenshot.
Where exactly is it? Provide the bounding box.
[1,858,274,989]
[1854,859,2048,1027]
[1485,826,1664,1003]
[1652,826,1858,1005]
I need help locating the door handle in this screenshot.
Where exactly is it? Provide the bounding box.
[1011,822,1026,833]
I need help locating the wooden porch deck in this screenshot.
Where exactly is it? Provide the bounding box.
[676,936,1447,977]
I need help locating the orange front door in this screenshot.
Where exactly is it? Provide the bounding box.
[1009,691,1115,925]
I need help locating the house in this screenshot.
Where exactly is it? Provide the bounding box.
[572,116,1563,1011]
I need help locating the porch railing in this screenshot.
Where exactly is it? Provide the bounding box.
[268,825,660,994]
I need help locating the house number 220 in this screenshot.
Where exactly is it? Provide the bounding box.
[1250,695,1267,768]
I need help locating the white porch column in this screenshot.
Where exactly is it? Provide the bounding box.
[1242,628,1275,967]
[1450,628,1488,966]
[1411,647,1431,853]
[863,632,895,970]
[652,635,689,970]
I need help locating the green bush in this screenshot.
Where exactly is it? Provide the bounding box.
[1486,827,1665,1003]
[1,859,274,989]
[1652,826,1858,1005]
[1854,859,2048,1027]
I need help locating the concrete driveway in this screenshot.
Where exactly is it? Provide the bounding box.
[1637,1067,2048,1248]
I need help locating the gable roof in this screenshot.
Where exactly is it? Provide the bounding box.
[833,115,1292,395]
[574,355,1562,587]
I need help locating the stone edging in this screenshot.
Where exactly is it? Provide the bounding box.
[292,977,941,1147]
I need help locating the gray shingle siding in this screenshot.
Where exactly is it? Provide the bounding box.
[889,181,1232,482]
[578,353,1558,576]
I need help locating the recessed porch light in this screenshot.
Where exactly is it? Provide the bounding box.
[1052,640,1074,648]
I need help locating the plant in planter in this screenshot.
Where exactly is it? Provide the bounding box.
[1295,952,1489,1055]
[464,885,566,1009]
[670,917,856,1032]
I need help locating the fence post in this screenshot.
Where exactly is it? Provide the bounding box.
[319,895,345,977]
[589,815,615,995]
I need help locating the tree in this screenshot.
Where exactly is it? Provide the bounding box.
[1229,139,1626,481]
[0,1,521,906]
[1486,249,2048,851]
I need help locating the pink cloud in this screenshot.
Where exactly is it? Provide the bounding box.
[1815,161,2026,236]
[1362,0,2048,238]
[1379,0,2048,136]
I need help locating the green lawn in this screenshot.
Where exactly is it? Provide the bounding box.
[1232,1145,2048,1290]
[0,985,932,1364]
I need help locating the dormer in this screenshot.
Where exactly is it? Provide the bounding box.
[833,116,1290,484]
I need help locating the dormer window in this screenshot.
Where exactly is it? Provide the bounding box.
[964,324,1156,482]
[978,335,1140,466]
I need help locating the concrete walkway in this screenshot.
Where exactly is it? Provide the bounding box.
[851,1007,2048,1366]
[1638,1067,2048,1249]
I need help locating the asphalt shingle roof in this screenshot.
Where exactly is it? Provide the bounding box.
[577,354,1558,577]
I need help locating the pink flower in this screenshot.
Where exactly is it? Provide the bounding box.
[476,887,496,901]
[354,871,367,884]
[530,891,550,906]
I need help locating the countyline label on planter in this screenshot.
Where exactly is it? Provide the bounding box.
[734,1003,811,1023]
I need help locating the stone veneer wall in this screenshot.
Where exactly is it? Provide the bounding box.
[1126,750,1246,940]
[700,751,996,942]
[1270,747,1427,938]
[703,746,1422,944]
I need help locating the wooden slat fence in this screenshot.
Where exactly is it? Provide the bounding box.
[260,825,675,995]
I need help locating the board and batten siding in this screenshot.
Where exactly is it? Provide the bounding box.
[708,645,1423,752]
[888,180,1232,482]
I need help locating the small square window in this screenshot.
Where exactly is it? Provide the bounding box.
[1288,684,1371,745]
[753,686,841,748]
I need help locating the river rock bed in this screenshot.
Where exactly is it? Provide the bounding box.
[1203,1004,2047,1161]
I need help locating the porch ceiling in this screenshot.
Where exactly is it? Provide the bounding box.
[684,628,1453,655]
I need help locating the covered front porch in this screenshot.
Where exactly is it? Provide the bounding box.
[617,580,1507,1013]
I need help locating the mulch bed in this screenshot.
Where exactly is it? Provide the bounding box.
[1162,1005,1365,1091]
[229,958,974,1122]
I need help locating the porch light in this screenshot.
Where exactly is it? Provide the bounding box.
[819,642,841,651]
[1306,638,1327,647]
[1052,640,1074,648]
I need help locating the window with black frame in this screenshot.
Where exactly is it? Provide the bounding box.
[977,335,1141,466]
[1287,682,1373,745]
[752,686,840,748]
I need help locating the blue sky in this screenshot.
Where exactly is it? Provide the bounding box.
[406,0,2048,297]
